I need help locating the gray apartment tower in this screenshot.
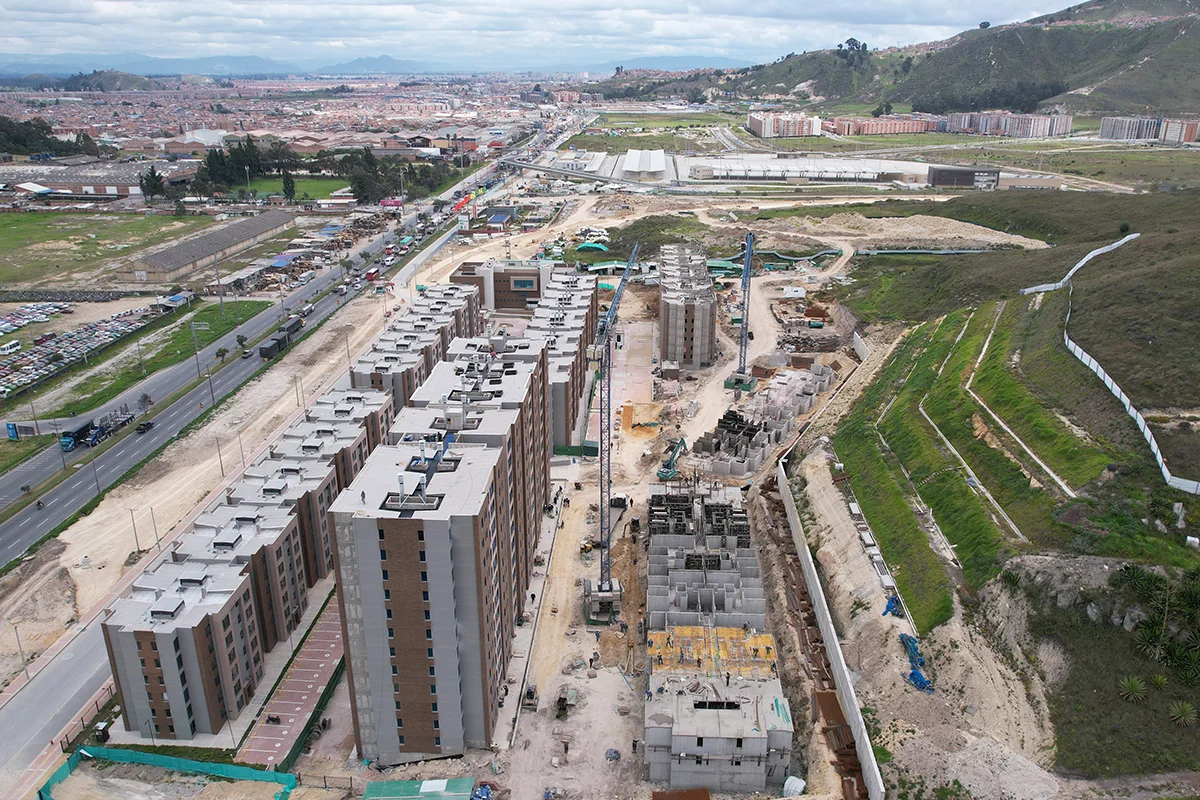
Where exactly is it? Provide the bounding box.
[659,244,717,369]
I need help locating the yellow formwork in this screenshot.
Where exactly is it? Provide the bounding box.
[647,626,778,679]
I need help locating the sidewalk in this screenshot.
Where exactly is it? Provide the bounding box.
[491,473,571,750]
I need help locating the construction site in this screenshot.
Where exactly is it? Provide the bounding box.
[12,187,1084,800]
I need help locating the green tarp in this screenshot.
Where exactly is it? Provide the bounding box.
[575,242,608,252]
[364,778,477,800]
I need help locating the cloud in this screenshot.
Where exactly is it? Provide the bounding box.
[0,0,1058,69]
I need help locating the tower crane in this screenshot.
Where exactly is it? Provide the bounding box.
[736,232,754,379]
[586,242,639,620]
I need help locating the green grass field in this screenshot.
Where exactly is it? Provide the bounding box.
[44,299,270,418]
[971,300,1116,487]
[565,131,719,154]
[0,213,214,285]
[245,177,349,200]
[594,112,740,128]
[0,433,55,474]
[833,322,956,633]
[920,143,1200,190]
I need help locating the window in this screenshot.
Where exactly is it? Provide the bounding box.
[427,648,434,658]
[435,736,441,747]
[434,719,440,729]
[379,530,385,540]
[397,717,404,726]
[384,589,391,600]
[735,738,743,748]
[173,639,180,653]
[388,628,394,639]
[429,666,436,676]
[386,609,393,620]
[398,736,405,745]
[151,642,158,651]
[137,641,143,651]
[392,665,398,675]
[158,676,165,685]
[430,684,437,694]
[419,550,426,562]
[425,629,432,640]
[390,647,396,657]
[420,571,427,582]
[382,569,389,581]
[697,737,704,747]
[432,702,438,713]
[417,531,424,542]
[380,550,387,560]
[395,701,402,710]
[422,591,429,602]
[424,610,430,621]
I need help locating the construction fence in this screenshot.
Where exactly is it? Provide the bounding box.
[38,745,296,800]
[776,454,885,800]
[1018,232,1199,495]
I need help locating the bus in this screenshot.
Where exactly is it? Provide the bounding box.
[0,340,20,356]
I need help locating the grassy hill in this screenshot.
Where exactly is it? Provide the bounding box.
[60,70,167,91]
[578,0,1200,114]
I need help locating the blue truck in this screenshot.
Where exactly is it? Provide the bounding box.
[60,420,94,452]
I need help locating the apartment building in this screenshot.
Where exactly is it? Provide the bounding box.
[331,442,517,763]
[1099,115,1161,140]
[102,562,264,740]
[1160,118,1200,145]
[524,273,599,448]
[659,244,717,369]
[746,112,822,138]
[333,341,551,764]
[947,112,1072,138]
[450,258,560,310]
[833,114,943,136]
[413,346,551,580]
[643,484,793,790]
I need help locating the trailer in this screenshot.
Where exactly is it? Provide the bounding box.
[259,334,288,360]
[60,419,94,452]
[278,315,304,341]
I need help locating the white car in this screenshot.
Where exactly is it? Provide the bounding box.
[383,256,397,266]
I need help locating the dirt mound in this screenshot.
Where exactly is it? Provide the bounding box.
[773,212,1050,251]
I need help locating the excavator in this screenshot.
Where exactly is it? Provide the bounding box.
[656,438,687,481]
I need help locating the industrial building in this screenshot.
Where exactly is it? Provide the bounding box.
[659,244,717,369]
[643,483,793,790]
[927,165,1001,190]
[619,149,668,180]
[124,210,296,283]
[332,343,551,764]
[0,158,196,199]
[746,112,822,138]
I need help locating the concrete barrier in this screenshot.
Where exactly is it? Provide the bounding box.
[776,454,885,800]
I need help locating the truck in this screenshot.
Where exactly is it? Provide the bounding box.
[278,315,304,341]
[300,303,315,318]
[60,419,94,452]
[259,334,288,360]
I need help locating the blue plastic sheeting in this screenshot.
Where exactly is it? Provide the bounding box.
[270,253,301,268]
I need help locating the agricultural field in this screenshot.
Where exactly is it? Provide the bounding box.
[931,142,1200,190]
[0,213,214,285]
[244,176,349,200]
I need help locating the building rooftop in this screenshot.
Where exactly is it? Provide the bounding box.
[104,561,249,632]
[137,210,295,272]
[330,442,501,521]
[172,503,297,566]
[659,244,714,304]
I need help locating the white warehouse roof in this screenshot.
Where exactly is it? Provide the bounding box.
[621,149,666,174]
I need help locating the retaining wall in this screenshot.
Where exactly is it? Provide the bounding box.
[776,454,885,800]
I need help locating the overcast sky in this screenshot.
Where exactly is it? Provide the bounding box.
[0,0,1057,69]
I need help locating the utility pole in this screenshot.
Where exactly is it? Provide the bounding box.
[216,438,226,478]
[11,621,30,681]
[211,258,226,319]
[204,372,217,406]
[236,429,246,466]
[88,446,102,494]
[128,508,142,552]
[49,422,67,470]
[27,396,39,435]
[345,333,352,365]
[135,338,146,375]
[190,321,210,380]
[150,506,161,552]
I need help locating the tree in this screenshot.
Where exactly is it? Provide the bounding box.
[137,393,153,415]
[282,171,296,202]
[1119,221,1131,234]
[980,21,991,28]
[236,334,247,348]
[432,198,449,213]
[174,200,186,216]
[138,165,167,204]
[216,347,229,362]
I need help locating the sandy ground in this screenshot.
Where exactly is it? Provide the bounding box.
[51,761,347,800]
[800,447,1059,799]
[0,297,152,341]
[0,293,387,688]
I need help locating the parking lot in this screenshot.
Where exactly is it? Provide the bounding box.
[0,306,156,399]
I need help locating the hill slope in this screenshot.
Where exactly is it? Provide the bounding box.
[60,70,166,91]
[579,0,1200,114]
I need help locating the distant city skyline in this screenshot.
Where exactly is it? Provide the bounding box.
[0,0,1059,72]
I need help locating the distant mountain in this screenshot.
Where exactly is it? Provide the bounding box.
[579,0,1200,115]
[0,53,298,77]
[578,56,753,74]
[314,55,445,74]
